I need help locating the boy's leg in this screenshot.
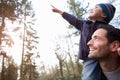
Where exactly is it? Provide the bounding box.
[81,59,101,80]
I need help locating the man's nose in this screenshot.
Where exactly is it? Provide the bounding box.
[87,39,92,46]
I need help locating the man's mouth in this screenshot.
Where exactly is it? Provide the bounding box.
[89,48,96,53]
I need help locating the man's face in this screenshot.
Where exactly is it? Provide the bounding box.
[88,6,105,20]
[87,29,110,59]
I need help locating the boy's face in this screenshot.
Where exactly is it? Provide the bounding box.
[87,29,110,59]
[88,6,106,21]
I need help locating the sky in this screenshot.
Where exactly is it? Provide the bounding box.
[31,0,109,68]
[5,0,110,68]
[32,0,70,67]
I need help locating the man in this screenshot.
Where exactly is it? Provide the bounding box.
[87,24,120,80]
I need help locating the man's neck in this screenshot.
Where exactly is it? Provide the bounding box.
[99,58,120,72]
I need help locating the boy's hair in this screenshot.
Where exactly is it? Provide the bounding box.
[96,3,116,23]
[97,24,120,43]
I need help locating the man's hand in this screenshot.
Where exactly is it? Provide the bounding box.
[117,47,120,56]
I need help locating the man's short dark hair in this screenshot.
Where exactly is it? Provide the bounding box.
[97,24,120,43]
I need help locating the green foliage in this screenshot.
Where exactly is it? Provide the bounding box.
[67,0,84,19]
[67,0,89,36]
[38,59,83,80]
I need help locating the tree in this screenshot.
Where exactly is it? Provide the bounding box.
[0,0,18,45]
[51,33,83,80]
[0,53,18,80]
[15,0,40,80]
[55,44,67,79]
[21,53,39,80]
[4,56,18,80]
[0,0,39,80]
[0,51,8,80]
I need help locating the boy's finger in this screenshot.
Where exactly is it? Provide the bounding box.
[51,4,55,8]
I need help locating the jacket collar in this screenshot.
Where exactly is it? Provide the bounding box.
[86,20,107,24]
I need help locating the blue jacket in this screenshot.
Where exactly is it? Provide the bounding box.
[62,12,107,60]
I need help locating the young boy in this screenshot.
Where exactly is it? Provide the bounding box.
[51,3,116,80]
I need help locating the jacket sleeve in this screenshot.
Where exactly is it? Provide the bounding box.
[62,12,83,30]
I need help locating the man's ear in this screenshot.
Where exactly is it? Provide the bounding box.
[110,41,120,52]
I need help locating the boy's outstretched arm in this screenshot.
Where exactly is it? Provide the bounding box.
[51,5,63,15]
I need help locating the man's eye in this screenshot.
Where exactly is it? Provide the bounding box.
[94,37,99,40]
